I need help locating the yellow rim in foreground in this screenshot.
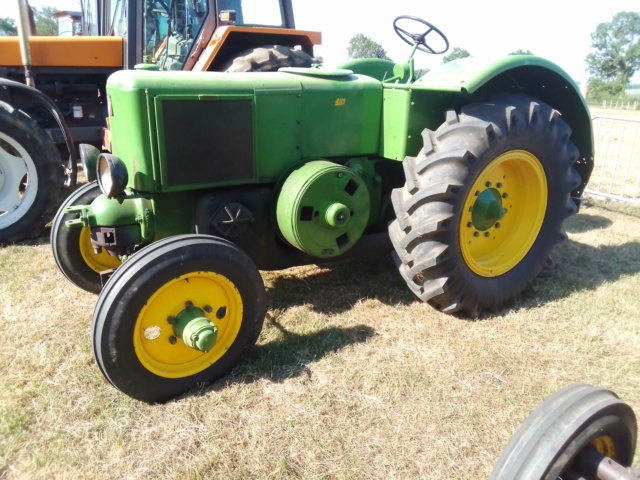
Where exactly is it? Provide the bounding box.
[133,271,243,378]
[460,150,547,277]
[79,227,122,272]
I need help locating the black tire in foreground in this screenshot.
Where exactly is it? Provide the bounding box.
[92,234,267,403]
[389,94,582,317]
[222,45,314,72]
[0,105,64,244]
[490,384,637,479]
[51,181,121,294]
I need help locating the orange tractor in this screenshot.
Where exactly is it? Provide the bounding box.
[0,0,320,243]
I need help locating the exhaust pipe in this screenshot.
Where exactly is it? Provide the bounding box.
[15,0,35,87]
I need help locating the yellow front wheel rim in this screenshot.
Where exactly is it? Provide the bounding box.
[460,150,547,277]
[133,271,244,378]
[79,226,121,272]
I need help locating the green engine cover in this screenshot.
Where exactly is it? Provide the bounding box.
[276,161,370,258]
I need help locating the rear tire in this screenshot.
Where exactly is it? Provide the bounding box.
[490,384,637,479]
[0,106,64,244]
[389,94,582,317]
[222,45,314,72]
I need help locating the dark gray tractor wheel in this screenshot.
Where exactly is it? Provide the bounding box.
[222,45,314,72]
[92,234,267,403]
[0,105,64,244]
[389,93,582,317]
[490,384,637,479]
[51,181,121,294]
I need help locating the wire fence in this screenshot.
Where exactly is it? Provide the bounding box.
[585,116,640,206]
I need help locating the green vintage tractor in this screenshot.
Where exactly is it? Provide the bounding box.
[51,16,593,402]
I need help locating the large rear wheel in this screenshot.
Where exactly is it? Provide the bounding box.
[92,235,267,403]
[51,181,121,294]
[0,106,64,244]
[389,94,582,317]
[490,384,637,479]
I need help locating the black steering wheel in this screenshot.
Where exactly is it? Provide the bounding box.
[393,15,449,55]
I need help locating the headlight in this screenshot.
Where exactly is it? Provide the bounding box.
[97,153,128,198]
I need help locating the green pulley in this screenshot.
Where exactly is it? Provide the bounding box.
[276,160,370,258]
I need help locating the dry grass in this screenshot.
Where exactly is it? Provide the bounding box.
[1,201,640,479]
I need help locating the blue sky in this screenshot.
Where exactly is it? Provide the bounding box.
[7,0,640,81]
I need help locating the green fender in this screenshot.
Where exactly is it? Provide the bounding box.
[384,55,593,199]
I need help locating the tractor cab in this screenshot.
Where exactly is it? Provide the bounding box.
[77,0,320,71]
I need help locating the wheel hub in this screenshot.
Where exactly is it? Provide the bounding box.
[171,304,218,353]
[471,188,507,231]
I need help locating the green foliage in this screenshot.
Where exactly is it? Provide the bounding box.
[587,77,629,102]
[347,33,390,60]
[442,47,471,64]
[33,6,58,36]
[586,11,640,90]
[509,49,534,55]
[0,17,17,36]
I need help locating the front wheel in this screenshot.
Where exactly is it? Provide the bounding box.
[92,234,267,403]
[389,94,582,317]
[490,384,637,479]
[51,181,121,294]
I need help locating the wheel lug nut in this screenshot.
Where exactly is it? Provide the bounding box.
[467,222,473,228]
[169,336,177,345]
[497,183,503,188]
[502,193,508,199]
[204,305,212,313]
[486,181,492,187]
[495,222,501,228]
[185,301,194,308]
[167,316,175,325]
[484,232,490,237]
[474,232,480,237]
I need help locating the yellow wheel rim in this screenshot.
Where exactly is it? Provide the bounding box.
[79,227,122,272]
[133,271,243,378]
[460,150,547,277]
[591,435,617,459]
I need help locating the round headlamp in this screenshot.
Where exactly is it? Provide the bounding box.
[97,153,128,198]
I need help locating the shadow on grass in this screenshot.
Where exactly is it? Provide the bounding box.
[200,322,376,391]
[266,254,416,315]
[564,213,613,234]
[518,239,640,309]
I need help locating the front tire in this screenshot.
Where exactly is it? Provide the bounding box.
[92,235,267,403]
[51,181,121,294]
[490,384,637,479]
[0,106,64,244]
[389,94,582,317]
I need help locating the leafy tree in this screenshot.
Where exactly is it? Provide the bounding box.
[347,33,390,60]
[442,47,471,64]
[509,49,534,55]
[585,11,640,98]
[33,6,58,36]
[0,17,17,36]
